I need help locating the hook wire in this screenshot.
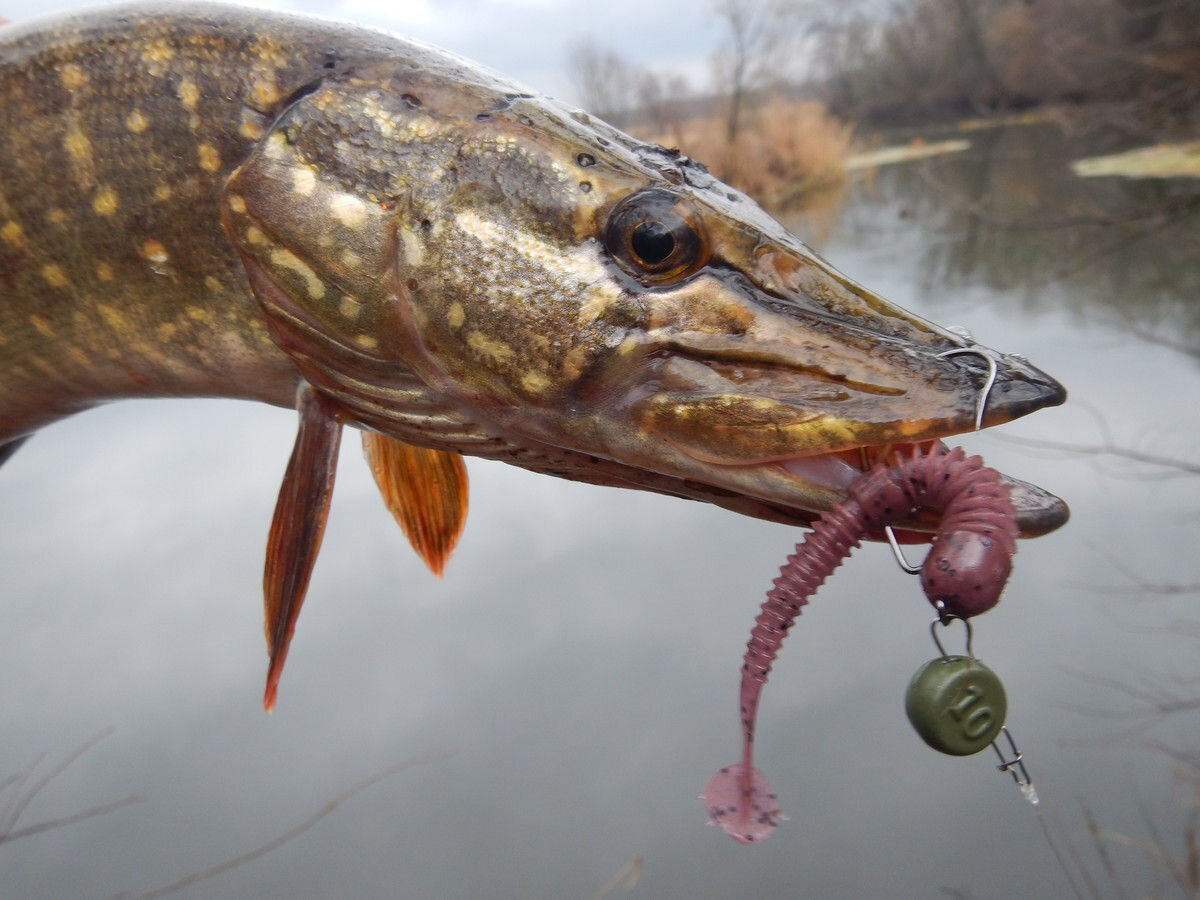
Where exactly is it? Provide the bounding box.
[884,526,922,574]
[991,726,1039,807]
[937,345,1000,433]
[885,344,1000,578]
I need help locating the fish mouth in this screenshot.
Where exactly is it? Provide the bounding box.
[768,347,1068,537]
[620,333,1070,539]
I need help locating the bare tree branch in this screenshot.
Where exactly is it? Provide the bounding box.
[996,433,1200,478]
[0,795,142,846]
[0,729,139,850]
[115,754,449,900]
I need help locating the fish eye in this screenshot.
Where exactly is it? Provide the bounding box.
[605,189,707,282]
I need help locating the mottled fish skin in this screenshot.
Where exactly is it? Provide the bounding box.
[0,6,438,437]
[0,4,1068,535]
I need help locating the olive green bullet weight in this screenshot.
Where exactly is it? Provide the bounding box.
[905,655,1007,756]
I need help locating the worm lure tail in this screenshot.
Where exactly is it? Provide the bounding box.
[703,444,1018,844]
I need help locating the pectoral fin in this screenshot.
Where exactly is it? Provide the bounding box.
[263,385,343,712]
[362,432,468,578]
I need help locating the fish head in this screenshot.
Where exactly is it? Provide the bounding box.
[223,68,1067,537]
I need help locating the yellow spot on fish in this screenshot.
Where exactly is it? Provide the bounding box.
[521,371,550,393]
[292,167,316,195]
[204,275,222,292]
[97,305,127,331]
[447,302,465,329]
[40,264,69,288]
[92,186,119,217]
[29,314,54,337]
[141,239,169,263]
[47,208,68,226]
[1,220,24,249]
[467,331,514,363]
[95,262,114,281]
[154,183,172,202]
[125,108,149,133]
[577,291,614,327]
[340,249,361,268]
[63,125,92,164]
[156,322,179,341]
[59,63,87,91]
[354,335,379,350]
[264,132,287,159]
[227,195,246,214]
[143,38,175,65]
[330,193,368,228]
[269,247,325,299]
[66,346,89,367]
[185,306,213,323]
[239,117,266,141]
[250,78,280,108]
[245,226,266,246]
[338,296,361,319]
[250,38,289,69]
[197,142,220,172]
[177,78,200,110]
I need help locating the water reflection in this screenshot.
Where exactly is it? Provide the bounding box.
[792,123,1200,346]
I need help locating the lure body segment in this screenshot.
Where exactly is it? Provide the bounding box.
[704,446,1019,843]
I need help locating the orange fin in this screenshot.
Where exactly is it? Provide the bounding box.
[262,385,343,712]
[362,432,468,578]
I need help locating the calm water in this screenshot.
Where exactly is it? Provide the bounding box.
[3,123,1199,898]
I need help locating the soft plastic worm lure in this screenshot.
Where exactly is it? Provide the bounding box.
[702,444,1018,844]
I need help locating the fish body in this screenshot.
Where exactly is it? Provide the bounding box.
[0,5,1067,703]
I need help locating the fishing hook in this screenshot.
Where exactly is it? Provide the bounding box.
[884,343,1003,574]
[937,344,1001,433]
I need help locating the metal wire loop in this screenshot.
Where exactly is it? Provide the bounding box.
[884,525,923,574]
[937,345,1001,432]
[990,726,1037,803]
[929,615,974,659]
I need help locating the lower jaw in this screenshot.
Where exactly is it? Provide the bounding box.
[778,440,942,492]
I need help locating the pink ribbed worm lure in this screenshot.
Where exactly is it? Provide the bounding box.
[702,444,1018,844]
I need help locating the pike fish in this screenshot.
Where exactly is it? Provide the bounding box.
[0,4,1067,708]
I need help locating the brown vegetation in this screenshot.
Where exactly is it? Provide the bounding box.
[812,0,1200,129]
[632,96,854,210]
[568,1,854,211]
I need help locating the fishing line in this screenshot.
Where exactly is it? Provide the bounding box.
[887,349,1091,900]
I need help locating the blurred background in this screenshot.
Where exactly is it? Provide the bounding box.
[2,1,1199,897]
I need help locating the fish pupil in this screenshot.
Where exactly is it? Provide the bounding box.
[631,221,675,266]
